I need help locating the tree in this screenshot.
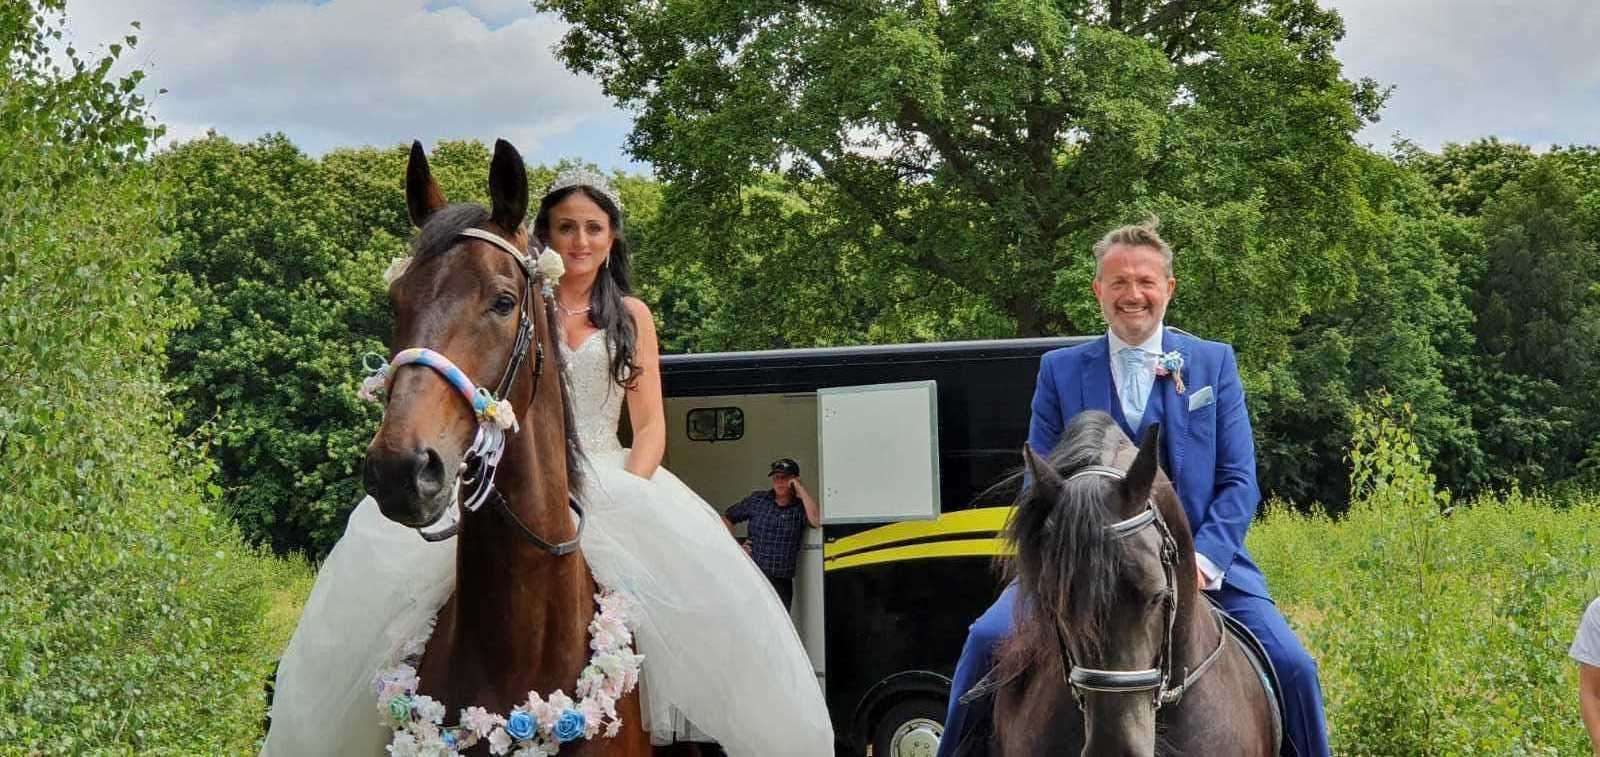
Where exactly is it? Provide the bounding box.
[1398,137,1536,218]
[2,3,277,750]
[1253,151,1481,506]
[1468,158,1600,484]
[537,0,1386,360]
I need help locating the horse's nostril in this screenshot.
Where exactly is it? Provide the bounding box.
[415,448,445,499]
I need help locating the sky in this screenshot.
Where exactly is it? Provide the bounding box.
[59,0,1600,173]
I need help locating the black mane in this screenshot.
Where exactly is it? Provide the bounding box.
[1005,411,1131,658]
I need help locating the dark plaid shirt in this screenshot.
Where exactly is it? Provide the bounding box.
[725,489,808,579]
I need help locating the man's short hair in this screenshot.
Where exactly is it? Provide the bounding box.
[1092,218,1174,278]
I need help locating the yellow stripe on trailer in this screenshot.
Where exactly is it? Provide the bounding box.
[824,537,1014,572]
[824,506,1015,562]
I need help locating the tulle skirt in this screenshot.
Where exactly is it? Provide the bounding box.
[262,450,834,756]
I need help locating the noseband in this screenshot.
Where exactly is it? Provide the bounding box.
[1054,465,1229,710]
[364,227,582,556]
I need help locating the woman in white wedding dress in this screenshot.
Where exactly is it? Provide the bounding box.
[263,170,834,756]
[535,171,833,754]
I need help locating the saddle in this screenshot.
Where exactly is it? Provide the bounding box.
[951,597,1292,757]
[1205,594,1290,757]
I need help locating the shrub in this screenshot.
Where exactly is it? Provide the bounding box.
[0,4,304,752]
[1250,394,1598,755]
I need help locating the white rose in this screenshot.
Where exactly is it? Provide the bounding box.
[536,249,565,284]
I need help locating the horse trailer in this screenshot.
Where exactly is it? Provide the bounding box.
[656,336,1093,757]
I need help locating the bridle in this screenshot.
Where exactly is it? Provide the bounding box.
[1053,465,1229,710]
[364,227,583,556]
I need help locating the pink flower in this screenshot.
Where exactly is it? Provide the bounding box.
[579,700,604,738]
[487,728,513,755]
[461,706,499,739]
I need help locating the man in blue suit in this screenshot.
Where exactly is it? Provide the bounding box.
[937,222,1329,757]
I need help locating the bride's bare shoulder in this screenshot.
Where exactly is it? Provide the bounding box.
[622,297,657,335]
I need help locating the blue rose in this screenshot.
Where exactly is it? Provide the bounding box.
[554,709,586,743]
[505,710,537,741]
[441,731,458,750]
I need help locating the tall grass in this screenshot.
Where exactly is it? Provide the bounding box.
[1251,395,1599,755]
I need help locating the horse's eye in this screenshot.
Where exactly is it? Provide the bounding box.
[492,293,517,315]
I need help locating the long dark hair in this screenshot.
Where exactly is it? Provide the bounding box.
[533,185,639,389]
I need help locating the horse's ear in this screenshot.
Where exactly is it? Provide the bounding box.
[1121,423,1161,514]
[406,140,447,228]
[488,138,528,233]
[1021,443,1062,497]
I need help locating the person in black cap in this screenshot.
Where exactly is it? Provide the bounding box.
[722,458,821,610]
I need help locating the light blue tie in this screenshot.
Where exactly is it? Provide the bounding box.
[1119,347,1148,422]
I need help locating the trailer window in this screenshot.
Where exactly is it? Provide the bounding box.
[686,407,744,442]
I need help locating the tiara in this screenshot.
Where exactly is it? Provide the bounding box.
[545,167,623,213]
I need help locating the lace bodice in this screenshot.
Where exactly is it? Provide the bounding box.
[562,329,626,455]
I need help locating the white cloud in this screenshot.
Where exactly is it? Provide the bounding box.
[1326,0,1600,152]
[57,0,1600,168]
[61,0,642,168]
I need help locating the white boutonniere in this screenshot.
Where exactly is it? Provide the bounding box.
[1153,350,1186,394]
[536,248,565,297]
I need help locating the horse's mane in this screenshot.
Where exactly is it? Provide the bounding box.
[1003,412,1131,663]
[410,203,585,490]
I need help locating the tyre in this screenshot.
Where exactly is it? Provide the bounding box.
[870,696,945,757]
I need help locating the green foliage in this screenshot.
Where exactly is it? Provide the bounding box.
[1251,396,1598,755]
[158,135,401,558]
[1,3,302,751]
[1253,149,1481,506]
[537,0,1385,349]
[1402,139,1600,494]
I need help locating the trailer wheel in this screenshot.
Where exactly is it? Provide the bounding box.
[870,696,944,757]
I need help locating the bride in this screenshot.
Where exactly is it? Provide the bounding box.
[263,169,834,756]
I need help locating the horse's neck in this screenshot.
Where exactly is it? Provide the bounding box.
[447,388,592,696]
[1174,572,1221,689]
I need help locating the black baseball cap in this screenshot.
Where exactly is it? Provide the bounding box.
[768,458,800,477]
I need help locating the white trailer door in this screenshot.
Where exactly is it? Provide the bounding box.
[817,380,940,524]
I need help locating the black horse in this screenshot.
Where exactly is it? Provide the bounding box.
[973,412,1280,757]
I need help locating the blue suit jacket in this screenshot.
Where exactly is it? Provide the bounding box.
[1027,327,1270,600]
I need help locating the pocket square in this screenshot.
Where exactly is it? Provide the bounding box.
[1188,385,1215,411]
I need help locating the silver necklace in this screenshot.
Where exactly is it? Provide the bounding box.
[558,301,591,317]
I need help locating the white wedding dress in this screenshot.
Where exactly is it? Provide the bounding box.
[263,330,834,756]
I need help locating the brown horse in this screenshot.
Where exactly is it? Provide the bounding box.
[976,412,1278,757]
[364,139,698,756]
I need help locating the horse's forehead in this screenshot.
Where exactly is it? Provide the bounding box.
[417,237,521,284]
[1108,438,1138,469]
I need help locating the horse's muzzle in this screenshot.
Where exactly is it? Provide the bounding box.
[364,445,453,527]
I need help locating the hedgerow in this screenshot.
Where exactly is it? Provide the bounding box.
[1,4,304,752]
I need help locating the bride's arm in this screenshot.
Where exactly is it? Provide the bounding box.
[622,297,665,479]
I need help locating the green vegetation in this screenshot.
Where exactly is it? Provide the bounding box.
[0,3,309,752]
[1252,396,1599,755]
[536,0,1600,513]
